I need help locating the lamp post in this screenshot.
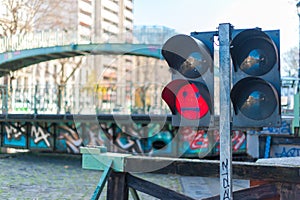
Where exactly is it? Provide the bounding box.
[297,1,300,89]
[294,2,300,136]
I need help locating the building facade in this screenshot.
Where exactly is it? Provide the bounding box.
[0,0,176,115]
[6,0,135,114]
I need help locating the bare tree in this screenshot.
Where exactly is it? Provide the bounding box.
[33,0,77,31]
[45,56,84,114]
[0,0,60,36]
[0,0,85,114]
[282,46,298,77]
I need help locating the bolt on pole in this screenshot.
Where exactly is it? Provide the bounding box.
[218,23,233,200]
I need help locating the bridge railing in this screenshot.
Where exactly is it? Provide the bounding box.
[0,83,170,115]
[0,29,175,53]
[0,30,77,53]
[0,80,297,116]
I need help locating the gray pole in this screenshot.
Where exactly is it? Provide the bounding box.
[218,23,233,200]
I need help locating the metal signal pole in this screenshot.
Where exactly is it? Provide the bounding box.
[218,23,233,200]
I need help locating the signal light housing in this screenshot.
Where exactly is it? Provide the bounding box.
[230,29,281,127]
[161,33,215,127]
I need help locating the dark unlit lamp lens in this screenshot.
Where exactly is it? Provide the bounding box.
[240,49,266,74]
[180,52,208,78]
[231,29,278,76]
[161,34,212,79]
[237,41,276,76]
[237,83,277,120]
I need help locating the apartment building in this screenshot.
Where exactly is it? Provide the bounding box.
[131,25,176,113]
[1,0,176,115]
[7,0,135,114]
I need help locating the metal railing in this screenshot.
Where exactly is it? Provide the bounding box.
[0,84,170,115]
[0,81,296,116]
[0,29,176,53]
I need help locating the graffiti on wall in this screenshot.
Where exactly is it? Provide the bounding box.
[271,145,300,158]
[30,123,53,149]
[1,117,247,157]
[2,122,54,149]
[3,122,27,148]
[247,120,292,135]
[56,124,83,153]
[211,130,246,156]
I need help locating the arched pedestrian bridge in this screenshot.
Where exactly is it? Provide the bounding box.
[0,30,164,76]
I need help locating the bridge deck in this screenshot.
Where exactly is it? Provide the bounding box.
[0,43,162,76]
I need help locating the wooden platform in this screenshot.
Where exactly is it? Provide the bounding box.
[81,147,300,200]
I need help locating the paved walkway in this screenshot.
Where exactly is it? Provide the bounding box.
[0,152,249,199]
[180,176,249,199]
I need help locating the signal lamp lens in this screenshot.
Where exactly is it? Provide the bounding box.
[175,83,209,120]
[161,34,212,79]
[179,52,209,79]
[231,30,278,76]
[232,78,278,120]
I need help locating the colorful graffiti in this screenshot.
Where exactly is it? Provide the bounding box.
[0,114,247,158]
[273,146,300,158]
[247,120,292,135]
[3,122,27,148]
